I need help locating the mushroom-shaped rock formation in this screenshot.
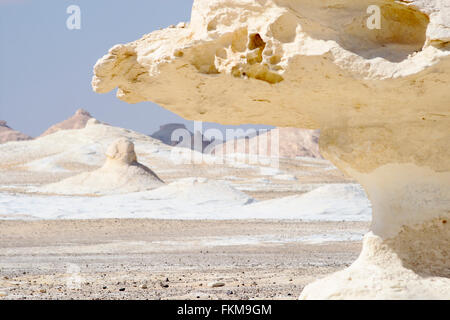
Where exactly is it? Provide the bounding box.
[0,121,32,144]
[41,138,164,195]
[105,137,138,165]
[92,0,450,299]
[40,109,93,137]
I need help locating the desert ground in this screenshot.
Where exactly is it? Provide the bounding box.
[2,0,449,301]
[0,114,372,300]
[0,219,368,300]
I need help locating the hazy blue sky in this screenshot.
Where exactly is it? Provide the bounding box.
[0,0,272,137]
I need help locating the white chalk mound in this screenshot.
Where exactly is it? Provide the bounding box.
[236,184,371,221]
[0,119,167,175]
[146,177,253,205]
[2,178,255,220]
[40,138,164,195]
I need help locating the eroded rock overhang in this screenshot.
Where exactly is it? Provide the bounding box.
[92,0,450,299]
[93,0,449,132]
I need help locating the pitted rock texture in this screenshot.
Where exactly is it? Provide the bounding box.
[92,0,449,137]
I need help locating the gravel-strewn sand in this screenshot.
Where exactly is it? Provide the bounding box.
[0,219,368,300]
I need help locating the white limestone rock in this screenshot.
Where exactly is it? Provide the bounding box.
[92,0,450,129]
[40,138,164,195]
[92,0,450,299]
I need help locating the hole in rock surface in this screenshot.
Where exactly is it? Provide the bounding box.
[248,33,267,51]
[276,0,430,62]
[344,3,430,62]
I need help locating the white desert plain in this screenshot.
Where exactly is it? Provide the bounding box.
[0,110,369,299]
[1,0,449,300]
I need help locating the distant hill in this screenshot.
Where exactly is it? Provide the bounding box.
[150,123,219,153]
[213,127,323,159]
[0,120,32,144]
[40,109,93,137]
